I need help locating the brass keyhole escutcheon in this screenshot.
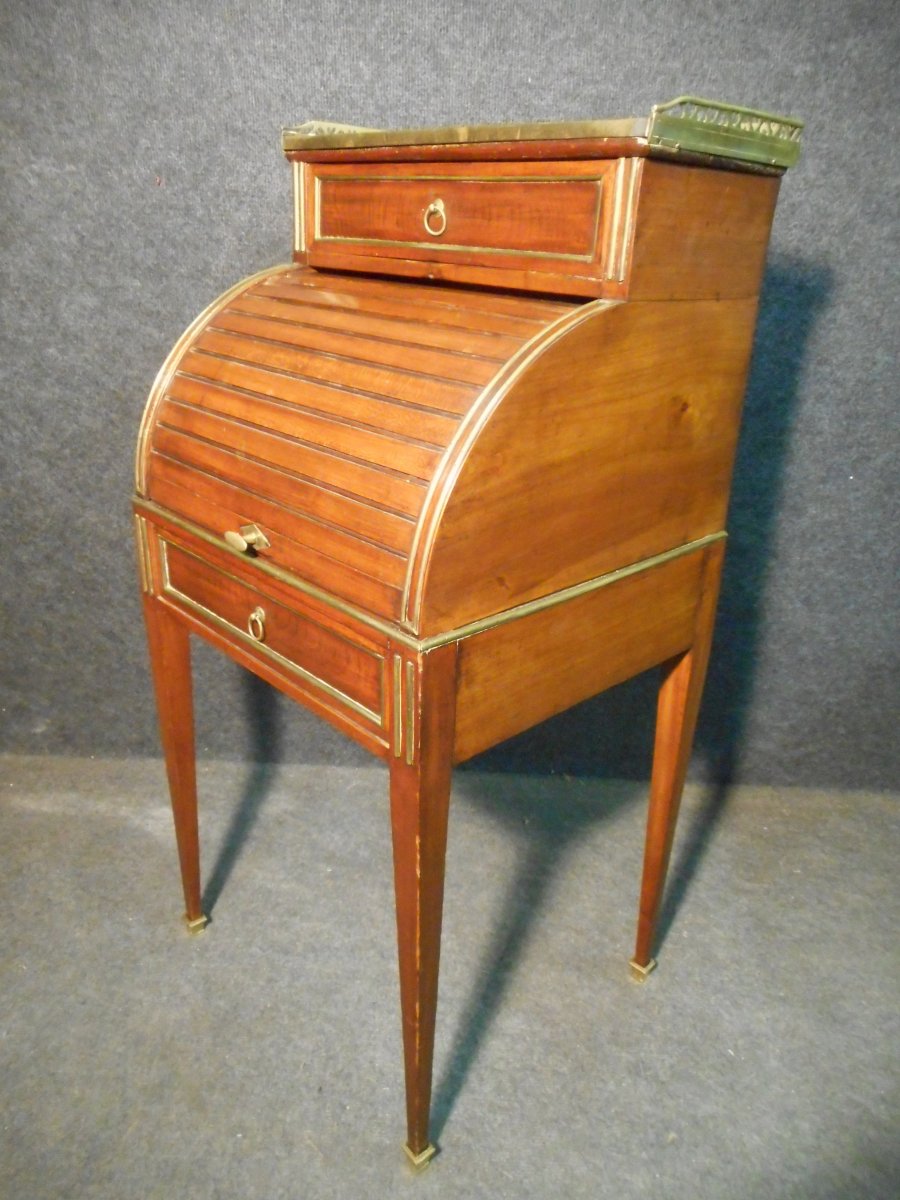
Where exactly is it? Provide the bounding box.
[247,606,266,643]
[423,198,447,237]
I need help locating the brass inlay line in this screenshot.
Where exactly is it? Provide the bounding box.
[152,448,409,562]
[136,498,724,652]
[196,323,492,389]
[606,160,626,283]
[135,263,295,496]
[173,360,451,452]
[617,158,639,282]
[218,304,510,364]
[402,298,616,628]
[134,513,152,593]
[180,344,470,420]
[404,659,416,766]
[314,174,604,263]
[160,396,435,486]
[292,161,306,254]
[264,270,564,327]
[150,429,418,524]
[421,533,728,648]
[392,654,403,757]
[159,538,384,726]
[231,288,532,347]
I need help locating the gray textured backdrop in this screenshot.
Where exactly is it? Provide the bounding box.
[1,0,897,788]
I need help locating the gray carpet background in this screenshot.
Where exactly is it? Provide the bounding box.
[1,0,897,788]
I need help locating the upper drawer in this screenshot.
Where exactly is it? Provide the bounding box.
[303,161,620,297]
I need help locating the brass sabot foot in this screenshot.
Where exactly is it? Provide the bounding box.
[629,956,657,982]
[403,1142,437,1170]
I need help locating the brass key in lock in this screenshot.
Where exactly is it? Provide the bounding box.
[223,523,270,554]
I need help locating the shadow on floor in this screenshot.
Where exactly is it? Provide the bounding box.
[201,671,282,916]
[430,775,642,1140]
[441,256,831,1129]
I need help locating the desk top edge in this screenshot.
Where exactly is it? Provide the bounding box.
[282,96,803,169]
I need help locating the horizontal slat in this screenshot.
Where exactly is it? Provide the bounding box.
[155,401,426,517]
[192,329,478,413]
[166,376,441,480]
[177,349,464,426]
[153,453,408,587]
[264,268,572,321]
[152,474,402,617]
[170,360,458,447]
[228,292,523,358]
[209,310,502,386]
[152,424,415,555]
[258,277,560,337]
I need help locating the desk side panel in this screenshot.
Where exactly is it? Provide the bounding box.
[453,545,708,762]
[414,296,759,635]
[627,161,780,301]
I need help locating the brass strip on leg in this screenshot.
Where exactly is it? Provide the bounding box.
[404,659,416,766]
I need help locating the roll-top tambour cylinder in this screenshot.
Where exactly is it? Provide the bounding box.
[136,217,771,638]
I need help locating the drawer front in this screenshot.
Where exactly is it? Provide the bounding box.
[306,161,616,293]
[161,537,385,727]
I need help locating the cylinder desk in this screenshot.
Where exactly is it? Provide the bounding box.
[134,97,802,1165]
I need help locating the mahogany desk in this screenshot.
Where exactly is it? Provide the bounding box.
[134,97,802,1165]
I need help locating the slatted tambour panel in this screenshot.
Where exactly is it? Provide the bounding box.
[139,265,577,621]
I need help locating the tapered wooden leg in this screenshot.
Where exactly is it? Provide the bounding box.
[631,541,725,978]
[389,643,458,1166]
[142,596,206,931]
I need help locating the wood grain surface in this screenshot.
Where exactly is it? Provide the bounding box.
[411,295,759,634]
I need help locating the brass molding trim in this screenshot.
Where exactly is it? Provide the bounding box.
[417,533,727,650]
[133,513,152,594]
[283,99,802,169]
[134,263,295,495]
[136,497,725,654]
[401,297,617,628]
[606,157,640,283]
[392,654,403,757]
[292,161,306,254]
[158,536,385,727]
[404,659,416,766]
[313,173,604,263]
[284,117,642,152]
[136,497,408,641]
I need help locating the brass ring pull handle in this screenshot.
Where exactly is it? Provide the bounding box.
[247,606,266,643]
[224,523,271,554]
[423,198,447,237]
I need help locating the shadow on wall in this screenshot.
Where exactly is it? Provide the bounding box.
[430,257,832,1132]
[466,256,833,787]
[658,257,832,940]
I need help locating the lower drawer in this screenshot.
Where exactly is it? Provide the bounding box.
[160,537,386,728]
